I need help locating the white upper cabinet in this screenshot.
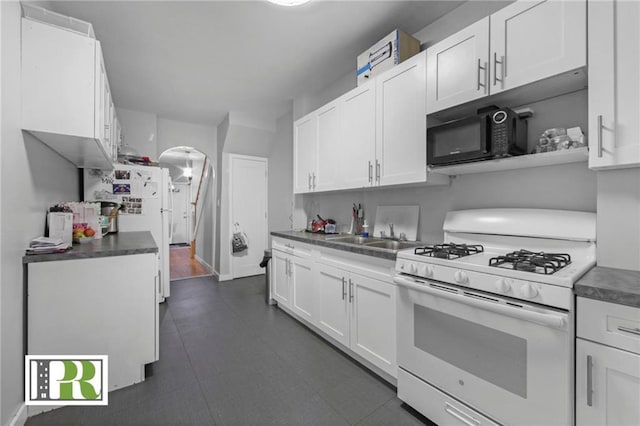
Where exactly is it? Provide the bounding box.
[21,17,118,169]
[315,101,342,191]
[588,0,640,170]
[426,0,586,115]
[490,0,586,95]
[340,83,377,189]
[293,114,317,193]
[376,51,428,186]
[426,18,490,114]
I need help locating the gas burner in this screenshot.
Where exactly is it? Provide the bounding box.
[414,243,484,260]
[489,250,571,275]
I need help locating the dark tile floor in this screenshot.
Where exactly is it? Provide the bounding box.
[26,275,431,425]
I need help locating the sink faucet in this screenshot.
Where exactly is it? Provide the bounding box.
[389,223,395,239]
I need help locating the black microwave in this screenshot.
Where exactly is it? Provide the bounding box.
[427,107,528,167]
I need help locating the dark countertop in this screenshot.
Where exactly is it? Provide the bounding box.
[271,230,424,261]
[575,266,640,308]
[23,231,158,264]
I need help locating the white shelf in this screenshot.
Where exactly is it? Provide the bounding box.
[429,147,588,176]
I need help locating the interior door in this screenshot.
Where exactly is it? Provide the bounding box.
[171,182,190,244]
[230,155,268,278]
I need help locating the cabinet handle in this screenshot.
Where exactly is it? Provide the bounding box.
[597,115,604,158]
[348,279,354,303]
[477,59,487,93]
[312,173,316,189]
[368,161,372,183]
[341,277,346,301]
[444,403,480,426]
[586,355,593,407]
[617,325,640,336]
[308,173,312,191]
[375,160,380,183]
[493,53,504,89]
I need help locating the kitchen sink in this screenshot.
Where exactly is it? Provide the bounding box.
[325,236,382,245]
[362,240,420,250]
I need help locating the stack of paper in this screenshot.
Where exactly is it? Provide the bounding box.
[26,237,71,254]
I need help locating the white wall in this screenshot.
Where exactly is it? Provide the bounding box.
[116,107,157,158]
[268,110,294,237]
[1,3,80,424]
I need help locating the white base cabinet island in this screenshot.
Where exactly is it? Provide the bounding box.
[24,231,160,415]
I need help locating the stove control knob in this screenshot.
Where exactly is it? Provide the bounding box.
[520,283,539,299]
[422,265,434,277]
[495,279,512,293]
[409,263,418,274]
[454,271,469,284]
[399,262,406,271]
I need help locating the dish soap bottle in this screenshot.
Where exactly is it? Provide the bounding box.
[362,220,369,238]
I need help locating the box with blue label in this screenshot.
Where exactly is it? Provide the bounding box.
[356,30,420,86]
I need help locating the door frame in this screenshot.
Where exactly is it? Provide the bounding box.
[228,153,269,279]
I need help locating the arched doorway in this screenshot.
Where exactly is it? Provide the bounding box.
[159,146,214,280]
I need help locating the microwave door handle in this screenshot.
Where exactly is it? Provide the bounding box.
[394,276,567,329]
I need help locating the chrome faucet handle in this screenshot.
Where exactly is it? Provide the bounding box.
[380,230,386,238]
[399,232,407,241]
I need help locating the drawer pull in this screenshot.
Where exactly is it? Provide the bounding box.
[617,326,640,336]
[445,403,480,426]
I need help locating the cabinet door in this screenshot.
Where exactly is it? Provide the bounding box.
[340,82,377,189]
[315,263,349,347]
[588,0,640,169]
[290,255,315,323]
[271,250,290,308]
[21,18,97,138]
[376,52,427,186]
[94,42,106,145]
[349,273,397,377]
[426,18,489,114]
[293,114,317,193]
[490,0,586,95]
[576,339,640,426]
[315,102,341,191]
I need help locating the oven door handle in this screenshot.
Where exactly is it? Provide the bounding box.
[394,276,567,330]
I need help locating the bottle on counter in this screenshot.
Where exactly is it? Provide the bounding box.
[362,220,369,238]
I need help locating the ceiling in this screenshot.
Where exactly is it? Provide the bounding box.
[49,1,464,127]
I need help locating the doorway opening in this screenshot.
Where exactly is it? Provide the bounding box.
[159,146,214,281]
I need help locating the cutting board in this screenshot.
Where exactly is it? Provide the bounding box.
[373,205,420,241]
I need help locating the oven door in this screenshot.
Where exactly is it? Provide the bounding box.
[395,275,572,426]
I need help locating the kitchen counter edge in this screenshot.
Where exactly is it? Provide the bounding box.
[271,231,409,261]
[575,266,640,309]
[23,231,158,263]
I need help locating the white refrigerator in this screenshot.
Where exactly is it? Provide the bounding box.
[84,164,173,301]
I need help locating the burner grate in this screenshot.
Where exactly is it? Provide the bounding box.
[414,243,484,259]
[489,250,571,275]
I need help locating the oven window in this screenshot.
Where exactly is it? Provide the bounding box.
[414,304,527,397]
[432,121,482,157]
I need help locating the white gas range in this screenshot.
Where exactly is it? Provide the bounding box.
[394,208,596,426]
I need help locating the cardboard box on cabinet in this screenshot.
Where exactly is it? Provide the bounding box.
[356,30,420,86]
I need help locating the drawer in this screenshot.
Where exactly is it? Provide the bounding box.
[577,297,640,354]
[271,238,313,258]
[398,369,499,426]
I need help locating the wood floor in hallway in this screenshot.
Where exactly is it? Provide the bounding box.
[170,245,211,280]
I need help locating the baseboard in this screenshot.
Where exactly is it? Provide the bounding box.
[194,254,213,271]
[6,403,27,426]
[217,273,233,281]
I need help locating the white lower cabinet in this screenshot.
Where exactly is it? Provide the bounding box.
[270,237,397,379]
[316,261,397,377]
[576,297,640,425]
